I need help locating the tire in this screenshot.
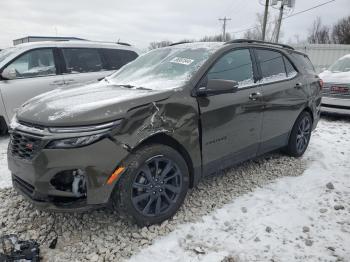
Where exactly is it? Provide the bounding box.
[112,144,190,226]
[285,111,313,157]
[0,117,8,136]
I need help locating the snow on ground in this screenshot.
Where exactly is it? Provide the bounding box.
[0,117,349,261]
[130,117,350,262]
[0,135,11,189]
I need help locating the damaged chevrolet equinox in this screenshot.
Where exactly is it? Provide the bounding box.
[8,39,322,226]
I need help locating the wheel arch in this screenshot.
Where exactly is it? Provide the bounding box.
[303,106,314,123]
[132,133,196,188]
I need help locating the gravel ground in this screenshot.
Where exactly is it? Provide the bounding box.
[0,149,306,261]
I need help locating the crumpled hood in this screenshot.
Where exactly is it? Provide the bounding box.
[17,81,174,126]
[319,70,350,84]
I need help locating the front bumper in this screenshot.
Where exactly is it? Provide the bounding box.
[321,96,350,115]
[8,130,129,212]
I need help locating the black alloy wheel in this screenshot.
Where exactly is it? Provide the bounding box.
[113,144,189,226]
[131,156,182,217]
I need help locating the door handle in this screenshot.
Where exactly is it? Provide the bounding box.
[50,80,65,86]
[249,92,262,101]
[295,82,302,89]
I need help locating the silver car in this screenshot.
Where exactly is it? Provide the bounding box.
[0,41,139,134]
[319,54,350,115]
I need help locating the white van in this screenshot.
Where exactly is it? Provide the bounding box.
[0,40,139,134]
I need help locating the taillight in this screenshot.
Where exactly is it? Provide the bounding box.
[318,79,323,90]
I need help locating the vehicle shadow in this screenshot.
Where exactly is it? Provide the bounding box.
[321,112,350,123]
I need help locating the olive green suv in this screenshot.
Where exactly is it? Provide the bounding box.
[8,40,322,226]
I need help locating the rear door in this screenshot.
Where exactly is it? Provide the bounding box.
[253,48,306,154]
[197,48,264,175]
[60,48,110,86]
[0,47,64,121]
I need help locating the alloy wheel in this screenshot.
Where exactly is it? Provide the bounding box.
[131,156,183,217]
[296,116,311,153]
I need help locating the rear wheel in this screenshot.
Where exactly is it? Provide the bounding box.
[285,111,312,157]
[112,144,189,226]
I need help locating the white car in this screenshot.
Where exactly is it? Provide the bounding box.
[0,41,140,134]
[319,54,350,115]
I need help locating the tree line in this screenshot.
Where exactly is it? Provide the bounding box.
[307,16,350,44]
[148,14,350,50]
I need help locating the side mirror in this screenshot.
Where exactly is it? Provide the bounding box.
[197,79,238,96]
[1,67,17,80]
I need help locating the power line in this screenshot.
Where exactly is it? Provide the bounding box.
[230,0,336,35]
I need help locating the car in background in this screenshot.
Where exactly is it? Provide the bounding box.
[0,41,139,134]
[319,54,350,115]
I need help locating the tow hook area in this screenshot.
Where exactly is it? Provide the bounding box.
[50,169,87,198]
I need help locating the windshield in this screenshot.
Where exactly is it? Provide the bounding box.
[329,55,350,73]
[0,47,17,63]
[109,43,222,90]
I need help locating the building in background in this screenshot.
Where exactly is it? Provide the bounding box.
[293,44,350,73]
[13,36,86,46]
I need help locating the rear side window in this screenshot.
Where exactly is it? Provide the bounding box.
[5,48,56,79]
[283,57,297,77]
[255,49,286,82]
[102,49,138,70]
[207,49,254,88]
[62,48,104,73]
[292,53,315,74]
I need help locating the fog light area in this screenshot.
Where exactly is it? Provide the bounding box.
[50,169,87,198]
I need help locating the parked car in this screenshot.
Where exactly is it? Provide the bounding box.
[319,54,350,115]
[0,41,139,134]
[8,39,322,226]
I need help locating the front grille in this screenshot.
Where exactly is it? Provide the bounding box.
[9,132,43,160]
[13,175,35,195]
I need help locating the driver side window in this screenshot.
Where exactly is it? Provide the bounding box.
[207,49,254,88]
[5,49,56,79]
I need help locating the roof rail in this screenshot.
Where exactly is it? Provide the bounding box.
[169,41,192,46]
[225,39,294,50]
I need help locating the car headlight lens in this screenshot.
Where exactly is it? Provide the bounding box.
[46,133,106,149]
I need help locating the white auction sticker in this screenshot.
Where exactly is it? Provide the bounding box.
[170,57,194,65]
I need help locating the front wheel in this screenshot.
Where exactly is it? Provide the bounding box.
[285,111,313,157]
[112,144,189,226]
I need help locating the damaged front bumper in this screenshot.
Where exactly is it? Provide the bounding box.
[7,127,129,212]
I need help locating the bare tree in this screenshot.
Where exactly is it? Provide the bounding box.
[307,17,331,44]
[332,16,350,44]
[200,33,233,42]
[148,40,172,50]
[243,13,280,42]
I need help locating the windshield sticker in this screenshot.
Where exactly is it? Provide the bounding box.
[170,57,194,65]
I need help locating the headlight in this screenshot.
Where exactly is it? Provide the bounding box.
[48,120,122,133]
[46,119,123,149]
[46,134,106,149]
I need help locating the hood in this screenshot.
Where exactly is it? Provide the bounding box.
[17,81,174,126]
[319,70,350,84]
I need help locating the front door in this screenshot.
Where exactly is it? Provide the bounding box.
[0,48,64,121]
[197,48,264,175]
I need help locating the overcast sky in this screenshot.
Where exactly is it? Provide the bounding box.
[0,0,349,50]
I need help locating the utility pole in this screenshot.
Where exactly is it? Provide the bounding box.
[262,0,270,41]
[275,1,285,43]
[218,17,231,41]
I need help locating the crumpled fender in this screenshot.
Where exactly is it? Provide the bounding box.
[111,89,202,186]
